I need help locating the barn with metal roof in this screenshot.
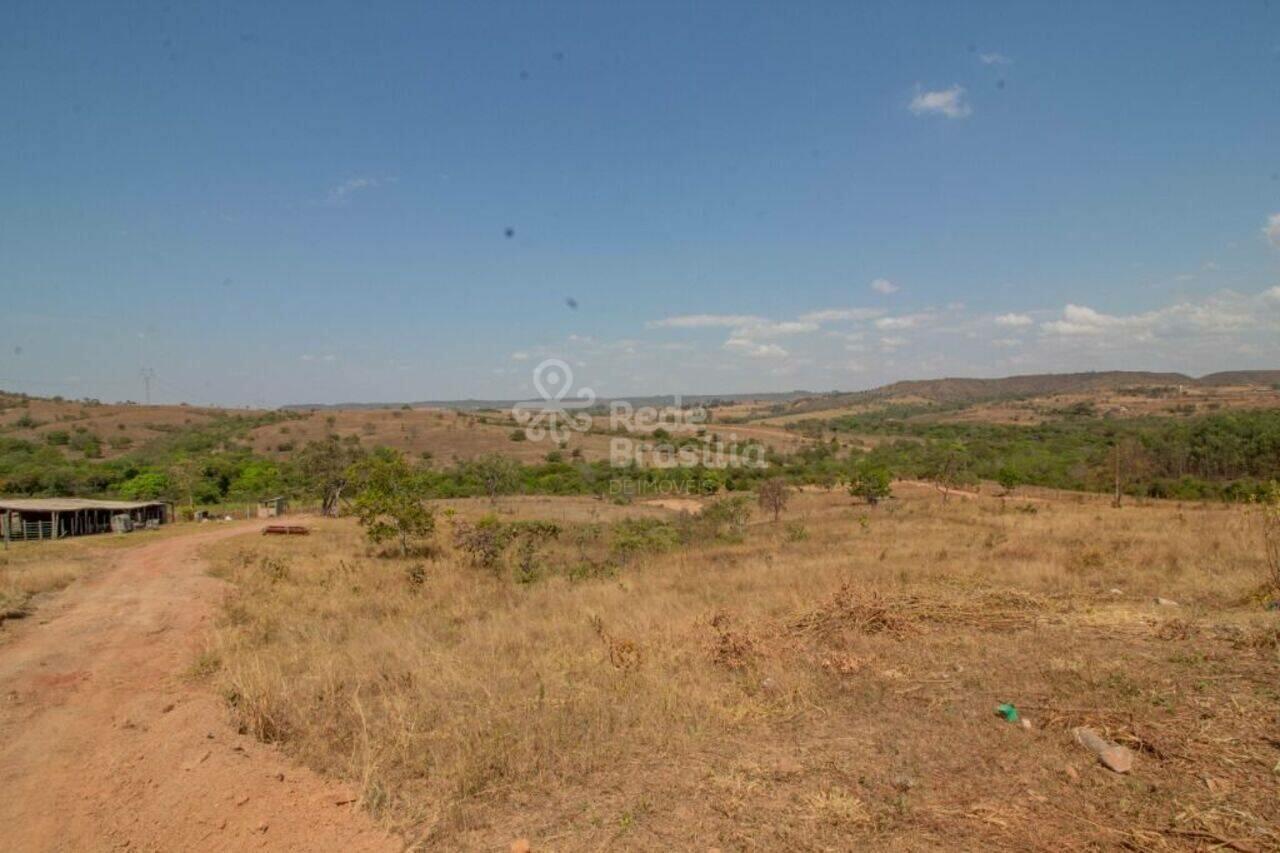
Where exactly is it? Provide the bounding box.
[0,498,169,541]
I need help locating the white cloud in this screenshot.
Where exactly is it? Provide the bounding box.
[735,320,819,338]
[326,177,382,205]
[978,52,1012,65]
[649,314,763,329]
[800,307,885,323]
[870,278,899,295]
[879,335,909,350]
[1040,289,1280,340]
[875,315,922,330]
[1040,304,1148,337]
[1264,213,1280,248]
[909,85,972,119]
[510,351,530,361]
[994,313,1034,327]
[723,338,788,359]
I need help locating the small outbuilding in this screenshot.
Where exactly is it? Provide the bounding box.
[0,498,170,542]
[256,496,288,518]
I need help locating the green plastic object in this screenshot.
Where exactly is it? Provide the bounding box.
[995,703,1020,723]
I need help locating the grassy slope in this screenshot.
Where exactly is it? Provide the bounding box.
[200,487,1279,850]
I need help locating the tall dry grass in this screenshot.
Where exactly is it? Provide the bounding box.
[201,488,1279,850]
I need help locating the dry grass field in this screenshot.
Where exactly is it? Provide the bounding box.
[747,386,1280,430]
[0,393,241,460]
[199,485,1279,851]
[937,385,1280,427]
[246,408,619,465]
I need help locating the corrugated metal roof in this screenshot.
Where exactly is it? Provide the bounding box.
[0,498,167,512]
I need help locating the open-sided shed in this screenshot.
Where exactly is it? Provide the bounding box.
[0,498,169,541]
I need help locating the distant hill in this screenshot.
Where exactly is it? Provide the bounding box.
[1197,370,1280,387]
[778,370,1280,415]
[283,391,813,412]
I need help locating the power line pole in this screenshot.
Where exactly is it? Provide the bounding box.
[140,368,155,405]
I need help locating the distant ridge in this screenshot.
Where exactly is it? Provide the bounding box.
[781,370,1280,414]
[278,370,1280,413]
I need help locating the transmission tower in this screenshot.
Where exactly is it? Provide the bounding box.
[140,368,156,405]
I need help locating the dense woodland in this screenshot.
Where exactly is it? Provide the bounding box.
[1,396,1278,508]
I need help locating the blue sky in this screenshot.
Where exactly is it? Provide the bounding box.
[2,1,1279,406]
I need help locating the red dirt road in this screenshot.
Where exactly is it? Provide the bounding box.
[0,524,400,853]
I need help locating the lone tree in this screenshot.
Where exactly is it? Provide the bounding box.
[295,435,364,517]
[923,440,971,503]
[996,462,1023,496]
[757,477,791,522]
[471,453,522,504]
[349,450,435,556]
[848,460,892,506]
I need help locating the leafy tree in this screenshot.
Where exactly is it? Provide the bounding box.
[119,469,169,500]
[699,495,752,541]
[349,450,435,556]
[757,476,791,522]
[996,462,1023,495]
[293,436,363,516]
[848,460,892,505]
[227,460,282,503]
[471,453,521,504]
[166,456,203,514]
[923,440,972,501]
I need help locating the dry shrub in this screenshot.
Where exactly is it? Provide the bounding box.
[1259,482,1280,593]
[790,583,918,639]
[1232,623,1280,652]
[1154,618,1198,641]
[790,583,1045,640]
[705,610,759,671]
[588,614,642,671]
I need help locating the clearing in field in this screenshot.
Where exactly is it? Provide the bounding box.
[198,485,1280,850]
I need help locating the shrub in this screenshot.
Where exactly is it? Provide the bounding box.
[848,461,892,505]
[453,515,513,570]
[1258,481,1280,594]
[757,477,791,522]
[700,495,752,542]
[610,518,680,562]
[350,451,436,556]
[785,520,809,542]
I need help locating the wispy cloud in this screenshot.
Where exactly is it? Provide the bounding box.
[723,338,788,359]
[648,314,763,329]
[870,278,899,295]
[325,176,385,205]
[978,52,1013,65]
[994,313,1034,327]
[800,307,885,323]
[875,314,928,331]
[1040,289,1280,340]
[909,85,972,119]
[1264,212,1280,248]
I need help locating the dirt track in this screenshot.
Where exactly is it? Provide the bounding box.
[0,524,399,852]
